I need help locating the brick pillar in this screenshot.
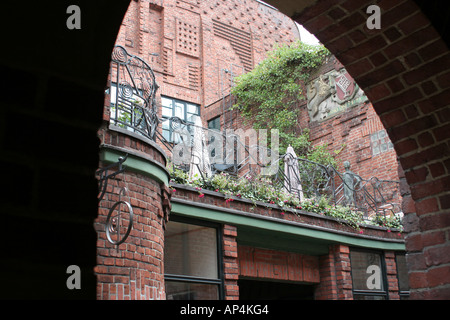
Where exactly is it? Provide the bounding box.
[334,245,353,299]
[95,90,170,299]
[223,224,239,300]
[95,170,168,300]
[385,251,400,299]
[315,249,338,299]
[316,244,353,300]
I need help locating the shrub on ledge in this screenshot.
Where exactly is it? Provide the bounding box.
[167,165,403,232]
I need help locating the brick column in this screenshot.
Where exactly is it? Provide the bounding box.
[316,244,353,300]
[223,224,239,300]
[315,249,338,299]
[95,96,170,299]
[385,251,400,299]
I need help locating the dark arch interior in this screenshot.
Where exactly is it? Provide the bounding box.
[0,0,449,299]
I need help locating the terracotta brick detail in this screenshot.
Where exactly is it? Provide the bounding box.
[238,245,320,283]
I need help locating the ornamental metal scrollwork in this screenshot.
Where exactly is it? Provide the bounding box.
[105,186,134,247]
[96,154,128,202]
[109,45,160,140]
[96,154,133,247]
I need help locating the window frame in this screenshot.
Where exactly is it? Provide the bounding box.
[350,248,389,300]
[161,96,200,143]
[395,252,410,300]
[164,215,224,300]
[207,116,221,131]
[370,129,394,156]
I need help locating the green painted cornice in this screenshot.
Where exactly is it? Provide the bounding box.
[171,198,405,254]
[99,144,170,186]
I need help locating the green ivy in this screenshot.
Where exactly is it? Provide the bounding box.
[231,41,333,162]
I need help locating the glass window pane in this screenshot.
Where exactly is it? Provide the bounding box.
[162,97,172,108]
[165,221,218,279]
[161,119,170,130]
[370,133,378,142]
[208,117,221,131]
[373,146,380,155]
[109,84,117,105]
[350,250,385,291]
[396,254,410,292]
[174,102,185,119]
[187,103,199,114]
[166,281,219,300]
[162,106,172,117]
[187,113,199,124]
[163,129,171,141]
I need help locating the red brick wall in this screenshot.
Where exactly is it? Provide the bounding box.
[95,90,170,299]
[295,56,401,183]
[288,0,450,298]
[238,245,320,283]
[223,224,239,300]
[95,170,166,300]
[114,0,300,130]
[315,245,353,300]
[385,251,401,299]
[315,247,339,299]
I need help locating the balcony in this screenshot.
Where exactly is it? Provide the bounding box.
[159,117,403,232]
[106,46,403,232]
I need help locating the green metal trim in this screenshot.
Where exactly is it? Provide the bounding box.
[99,147,170,186]
[171,201,406,253]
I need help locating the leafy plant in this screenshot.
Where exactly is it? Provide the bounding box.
[168,162,403,232]
[231,41,332,160]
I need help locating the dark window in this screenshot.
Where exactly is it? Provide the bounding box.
[396,253,410,300]
[207,116,221,158]
[350,249,388,300]
[207,116,221,131]
[164,217,223,300]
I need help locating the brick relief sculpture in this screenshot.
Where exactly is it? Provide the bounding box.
[307,67,368,122]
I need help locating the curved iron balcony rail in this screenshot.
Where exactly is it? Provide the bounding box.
[157,116,402,221]
[108,45,159,140]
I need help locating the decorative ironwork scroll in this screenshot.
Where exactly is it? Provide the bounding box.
[105,186,134,246]
[96,154,133,247]
[157,117,401,223]
[96,154,128,201]
[109,45,159,140]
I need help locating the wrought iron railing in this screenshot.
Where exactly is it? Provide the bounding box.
[108,45,159,140]
[104,46,401,224]
[158,116,402,222]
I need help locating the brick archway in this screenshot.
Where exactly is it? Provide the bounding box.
[264,0,450,299]
[0,0,448,299]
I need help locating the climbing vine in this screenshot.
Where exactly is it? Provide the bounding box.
[231,41,335,165]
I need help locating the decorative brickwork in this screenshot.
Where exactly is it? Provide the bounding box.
[286,0,450,300]
[223,224,239,300]
[238,246,320,283]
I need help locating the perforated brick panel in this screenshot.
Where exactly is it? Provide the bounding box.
[176,19,200,57]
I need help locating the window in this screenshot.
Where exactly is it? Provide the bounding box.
[108,83,146,131]
[396,253,410,300]
[207,116,221,131]
[350,249,388,300]
[164,217,223,300]
[161,96,200,143]
[207,116,221,158]
[371,130,393,156]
